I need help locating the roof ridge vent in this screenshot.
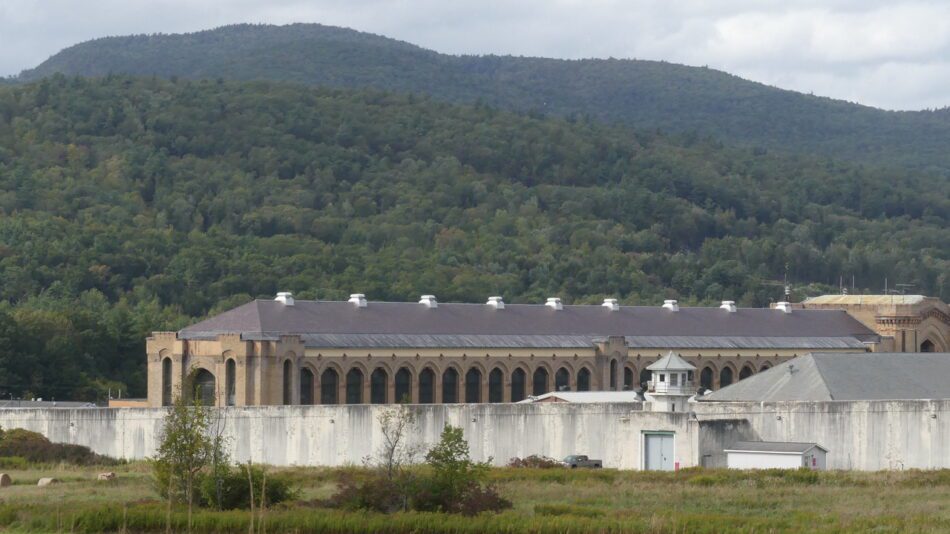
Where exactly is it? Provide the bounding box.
[348,293,367,308]
[775,301,793,313]
[662,299,679,312]
[545,297,563,310]
[275,292,294,306]
[419,295,438,309]
[602,298,619,311]
[486,296,505,309]
[720,300,737,313]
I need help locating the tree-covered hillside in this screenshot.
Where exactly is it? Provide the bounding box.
[18,23,950,172]
[0,76,946,400]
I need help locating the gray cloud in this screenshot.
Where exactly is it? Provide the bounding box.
[1,0,947,110]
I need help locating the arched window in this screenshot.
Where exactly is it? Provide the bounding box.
[345,368,363,404]
[700,366,714,390]
[282,360,293,405]
[371,368,388,404]
[419,368,435,404]
[623,367,634,390]
[720,367,734,388]
[465,368,482,403]
[739,365,754,381]
[609,359,618,390]
[639,369,651,389]
[442,368,459,403]
[511,368,527,402]
[533,367,549,396]
[161,358,173,407]
[576,368,591,391]
[320,368,339,404]
[555,367,570,392]
[488,368,504,402]
[193,368,215,406]
[760,362,773,372]
[225,359,236,406]
[300,367,314,405]
[395,367,412,403]
[921,339,936,352]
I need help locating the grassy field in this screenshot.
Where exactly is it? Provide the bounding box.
[0,464,948,533]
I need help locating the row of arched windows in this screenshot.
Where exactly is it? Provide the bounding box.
[160,356,780,407]
[698,362,772,390]
[287,365,596,405]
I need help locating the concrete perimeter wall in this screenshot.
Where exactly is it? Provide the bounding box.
[695,399,950,470]
[3,400,948,470]
[0,404,695,469]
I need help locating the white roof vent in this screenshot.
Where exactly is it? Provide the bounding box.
[776,301,793,313]
[662,299,679,312]
[602,298,619,311]
[348,293,367,308]
[545,297,563,310]
[486,296,505,309]
[720,300,737,313]
[419,295,438,309]
[275,292,294,306]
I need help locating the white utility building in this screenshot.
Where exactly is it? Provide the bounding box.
[725,441,828,470]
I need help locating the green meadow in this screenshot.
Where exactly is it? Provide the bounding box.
[0,463,948,533]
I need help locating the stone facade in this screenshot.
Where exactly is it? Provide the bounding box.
[801,295,949,353]
[146,331,858,408]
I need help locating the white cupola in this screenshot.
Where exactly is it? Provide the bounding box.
[274,292,294,306]
[419,295,438,308]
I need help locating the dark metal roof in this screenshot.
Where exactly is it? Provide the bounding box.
[178,299,879,350]
[725,441,826,453]
[702,352,950,402]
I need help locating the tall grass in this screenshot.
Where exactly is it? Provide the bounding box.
[0,502,946,534]
[1,464,949,532]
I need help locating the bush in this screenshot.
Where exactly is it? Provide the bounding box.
[452,483,512,516]
[198,464,297,510]
[507,455,561,469]
[328,425,512,516]
[0,428,114,465]
[327,470,405,513]
[0,456,28,469]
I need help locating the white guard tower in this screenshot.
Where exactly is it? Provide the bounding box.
[645,351,696,413]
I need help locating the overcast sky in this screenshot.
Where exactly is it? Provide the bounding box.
[1,0,948,111]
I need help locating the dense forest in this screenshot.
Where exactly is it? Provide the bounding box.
[0,75,946,400]
[18,23,950,172]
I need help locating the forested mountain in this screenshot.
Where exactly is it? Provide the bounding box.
[18,23,950,172]
[0,76,946,400]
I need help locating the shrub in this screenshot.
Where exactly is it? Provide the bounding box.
[0,428,113,465]
[327,470,405,513]
[507,455,561,469]
[453,483,512,516]
[198,464,297,510]
[0,456,28,469]
[328,425,512,516]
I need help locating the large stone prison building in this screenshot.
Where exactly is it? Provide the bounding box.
[147,294,879,407]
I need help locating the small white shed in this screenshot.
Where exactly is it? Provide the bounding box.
[725,441,828,470]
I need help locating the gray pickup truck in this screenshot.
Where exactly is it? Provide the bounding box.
[561,454,603,468]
